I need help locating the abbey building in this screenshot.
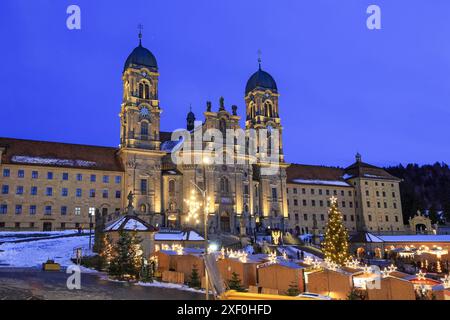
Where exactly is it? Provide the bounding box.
[0,36,405,235]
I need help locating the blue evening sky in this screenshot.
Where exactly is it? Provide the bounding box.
[1,0,449,167]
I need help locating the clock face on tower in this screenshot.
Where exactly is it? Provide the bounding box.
[139,106,150,117]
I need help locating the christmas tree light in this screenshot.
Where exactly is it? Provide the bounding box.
[321,196,350,266]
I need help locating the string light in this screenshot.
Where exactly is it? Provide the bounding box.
[268,251,277,264]
[416,270,427,281]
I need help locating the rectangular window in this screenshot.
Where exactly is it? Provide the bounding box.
[102,189,109,199]
[244,185,249,195]
[377,202,381,208]
[89,189,96,198]
[18,170,25,178]
[348,190,352,196]
[62,172,69,181]
[326,190,330,196]
[15,205,22,215]
[294,199,298,206]
[383,191,386,197]
[3,168,10,177]
[141,179,147,193]
[0,204,7,214]
[343,215,347,221]
[341,201,346,208]
[376,191,380,197]
[311,189,315,195]
[61,206,67,215]
[311,200,316,207]
[349,201,353,208]
[30,186,37,195]
[303,214,308,221]
[333,190,337,195]
[366,190,370,196]
[368,215,372,222]
[293,188,297,194]
[103,175,110,183]
[392,192,396,198]
[319,189,323,195]
[350,215,354,221]
[90,174,96,182]
[272,188,277,200]
[76,188,82,197]
[16,186,24,195]
[319,200,324,207]
[46,187,53,196]
[341,190,344,196]
[385,215,389,222]
[384,202,387,208]
[115,190,121,199]
[15,222,20,229]
[45,206,52,215]
[393,203,397,209]
[62,188,68,197]
[32,171,38,179]
[395,216,399,222]
[30,222,35,229]
[1,185,9,194]
[61,223,66,230]
[47,172,53,180]
[115,176,121,184]
[302,188,306,194]
[29,205,36,215]
[366,201,371,208]
[302,199,307,206]
[74,207,81,215]
[320,214,325,221]
[76,173,83,181]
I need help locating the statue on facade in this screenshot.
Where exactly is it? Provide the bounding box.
[219,96,225,111]
[127,191,135,215]
[232,105,237,116]
[206,101,212,112]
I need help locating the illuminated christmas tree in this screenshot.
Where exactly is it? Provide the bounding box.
[321,196,350,266]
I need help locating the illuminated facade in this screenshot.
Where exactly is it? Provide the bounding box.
[0,35,403,235]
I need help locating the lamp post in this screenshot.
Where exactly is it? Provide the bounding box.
[88,207,95,250]
[189,156,210,300]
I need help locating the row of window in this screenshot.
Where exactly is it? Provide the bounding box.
[0,222,90,229]
[366,201,397,209]
[287,187,352,197]
[290,212,400,224]
[2,169,121,184]
[288,199,355,208]
[364,190,396,198]
[0,204,96,216]
[1,185,121,199]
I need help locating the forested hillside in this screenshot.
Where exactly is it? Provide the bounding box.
[385,163,450,224]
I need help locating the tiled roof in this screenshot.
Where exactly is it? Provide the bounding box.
[344,161,400,181]
[0,137,124,172]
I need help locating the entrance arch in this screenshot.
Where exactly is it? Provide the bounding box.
[220,211,231,233]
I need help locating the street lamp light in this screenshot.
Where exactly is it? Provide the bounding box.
[187,155,211,300]
[88,207,95,250]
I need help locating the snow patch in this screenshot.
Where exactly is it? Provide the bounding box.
[291,179,351,187]
[11,155,96,168]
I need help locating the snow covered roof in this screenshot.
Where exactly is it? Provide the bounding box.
[378,234,450,243]
[0,137,123,171]
[104,215,158,232]
[154,230,204,242]
[291,179,351,187]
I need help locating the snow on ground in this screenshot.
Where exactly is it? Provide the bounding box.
[0,235,93,268]
[0,230,90,243]
[284,246,322,260]
[135,281,205,293]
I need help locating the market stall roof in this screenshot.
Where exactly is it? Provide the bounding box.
[154,229,204,241]
[104,215,158,232]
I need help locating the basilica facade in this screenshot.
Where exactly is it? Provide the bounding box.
[0,36,405,235]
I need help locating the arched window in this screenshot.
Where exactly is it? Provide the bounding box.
[144,83,150,99]
[138,83,144,98]
[168,180,175,195]
[141,121,149,137]
[220,177,229,193]
[264,101,272,117]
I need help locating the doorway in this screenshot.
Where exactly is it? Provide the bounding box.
[43,222,52,231]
